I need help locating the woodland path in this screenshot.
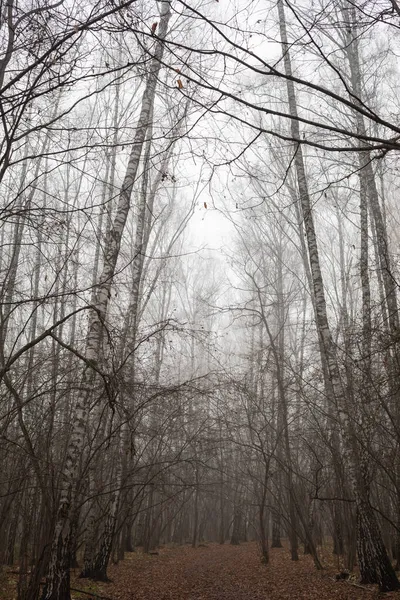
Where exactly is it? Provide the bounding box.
[75,542,400,600]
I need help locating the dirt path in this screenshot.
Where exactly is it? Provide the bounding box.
[78,543,400,600]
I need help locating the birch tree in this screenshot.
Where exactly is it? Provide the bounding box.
[276,0,399,591]
[42,3,173,598]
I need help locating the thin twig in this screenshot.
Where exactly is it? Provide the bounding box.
[344,581,374,593]
[70,588,113,600]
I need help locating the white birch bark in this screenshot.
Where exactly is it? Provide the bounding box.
[277,0,399,590]
[81,77,123,580]
[42,4,172,597]
[339,4,400,587]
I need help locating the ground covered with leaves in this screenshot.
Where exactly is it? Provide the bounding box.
[73,542,400,600]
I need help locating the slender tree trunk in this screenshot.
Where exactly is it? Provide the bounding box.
[41,5,172,597]
[192,468,200,548]
[259,466,269,563]
[277,0,399,590]
[83,426,125,581]
[230,507,242,546]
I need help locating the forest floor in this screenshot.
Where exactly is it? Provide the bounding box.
[68,542,400,600]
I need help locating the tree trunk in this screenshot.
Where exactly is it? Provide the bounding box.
[230,507,242,546]
[277,0,399,590]
[42,5,172,597]
[271,511,283,548]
